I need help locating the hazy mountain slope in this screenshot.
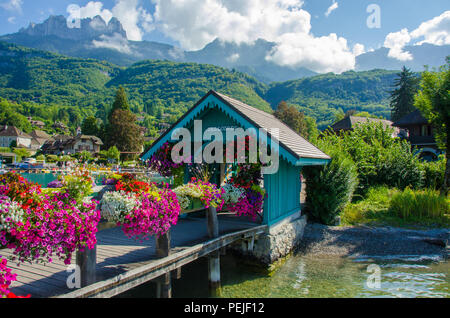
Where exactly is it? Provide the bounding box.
[184,38,317,83]
[265,70,399,128]
[356,44,450,71]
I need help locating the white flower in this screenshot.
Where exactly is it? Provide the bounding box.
[101,191,137,223]
[0,198,25,232]
[221,184,245,206]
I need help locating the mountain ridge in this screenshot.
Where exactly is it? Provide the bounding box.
[2,15,448,83]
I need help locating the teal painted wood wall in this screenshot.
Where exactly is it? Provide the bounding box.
[263,160,302,225]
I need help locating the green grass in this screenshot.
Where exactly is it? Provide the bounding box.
[341,186,450,228]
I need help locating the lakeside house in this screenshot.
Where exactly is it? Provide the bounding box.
[29,129,52,150]
[393,110,441,160]
[330,116,400,137]
[42,133,103,155]
[0,125,33,148]
[142,90,331,227]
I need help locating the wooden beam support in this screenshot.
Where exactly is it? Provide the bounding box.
[156,230,171,257]
[76,245,97,288]
[155,231,171,298]
[58,225,268,298]
[172,267,182,280]
[206,206,219,239]
[156,273,172,298]
[208,251,221,297]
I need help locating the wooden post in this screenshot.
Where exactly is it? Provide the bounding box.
[206,206,219,239]
[156,230,171,258]
[155,231,171,298]
[76,245,96,288]
[208,250,222,297]
[206,206,221,296]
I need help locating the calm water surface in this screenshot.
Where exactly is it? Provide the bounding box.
[119,253,449,298]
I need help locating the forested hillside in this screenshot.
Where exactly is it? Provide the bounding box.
[265,70,399,128]
[0,41,405,134]
[0,42,272,135]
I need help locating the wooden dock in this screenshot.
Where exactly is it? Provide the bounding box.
[2,214,267,298]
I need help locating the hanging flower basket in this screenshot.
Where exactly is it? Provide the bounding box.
[183,198,204,213]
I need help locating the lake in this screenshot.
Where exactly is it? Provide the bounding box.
[117,252,449,298]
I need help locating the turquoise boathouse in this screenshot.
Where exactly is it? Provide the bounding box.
[142,90,330,227]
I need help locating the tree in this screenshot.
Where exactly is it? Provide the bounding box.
[414,57,450,195]
[105,87,143,158]
[106,109,143,159]
[390,66,420,122]
[81,116,99,136]
[274,101,309,139]
[105,146,120,162]
[109,86,130,119]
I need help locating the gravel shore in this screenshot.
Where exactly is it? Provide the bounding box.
[297,223,449,260]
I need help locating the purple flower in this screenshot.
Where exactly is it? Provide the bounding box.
[47,180,63,188]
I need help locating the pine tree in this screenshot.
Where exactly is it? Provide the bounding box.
[105,87,143,159]
[81,116,99,136]
[109,86,129,120]
[390,66,420,122]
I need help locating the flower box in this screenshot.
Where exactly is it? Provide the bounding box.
[181,198,205,214]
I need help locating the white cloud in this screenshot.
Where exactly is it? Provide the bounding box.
[0,0,22,13]
[111,0,151,41]
[153,0,310,50]
[69,1,113,23]
[383,11,450,61]
[266,32,355,73]
[410,10,450,45]
[7,16,16,23]
[384,28,413,61]
[325,1,338,18]
[352,43,365,56]
[152,0,356,73]
[91,33,132,54]
[226,53,240,63]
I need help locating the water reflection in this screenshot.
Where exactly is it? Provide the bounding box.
[117,253,449,298]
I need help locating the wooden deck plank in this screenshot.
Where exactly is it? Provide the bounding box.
[4,216,264,298]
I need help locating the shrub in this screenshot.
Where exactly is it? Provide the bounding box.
[35,155,45,161]
[303,149,358,225]
[319,122,425,195]
[375,141,424,190]
[45,155,58,163]
[420,156,446,190]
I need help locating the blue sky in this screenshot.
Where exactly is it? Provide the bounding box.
[1,0,449,73]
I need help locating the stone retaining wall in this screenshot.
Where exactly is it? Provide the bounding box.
[230,213,307,266]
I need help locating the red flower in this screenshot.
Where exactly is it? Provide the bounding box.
[7,292,31,298]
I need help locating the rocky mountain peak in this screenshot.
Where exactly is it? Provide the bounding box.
[19,15,127,41]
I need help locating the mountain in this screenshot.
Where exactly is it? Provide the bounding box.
[265,69,399,128]
[356,44,450,72]
[2,15,449,84]
[0,15,314,83]
[0,41,271,135]
[0,15,184,67]
[1,40,403,133]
